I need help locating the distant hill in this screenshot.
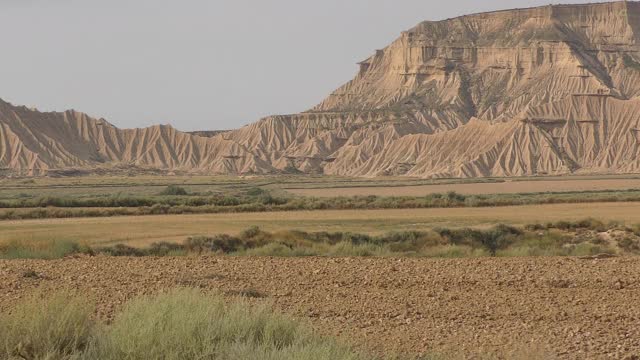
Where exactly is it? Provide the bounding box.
[2,1,640,177]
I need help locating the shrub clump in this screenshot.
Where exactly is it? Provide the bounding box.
[435,224,522,256]
[158,185,189,196]
[96,242,186,257]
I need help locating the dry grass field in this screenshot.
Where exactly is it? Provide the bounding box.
[286,178,640,197]
[2,202,640,247]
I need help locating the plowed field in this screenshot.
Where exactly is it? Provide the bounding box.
[2,256,639,359]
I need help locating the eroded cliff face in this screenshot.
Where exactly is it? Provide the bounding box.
[2,1,640,177]
[0,100,272,176]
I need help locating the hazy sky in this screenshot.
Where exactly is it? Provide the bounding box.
[1,0,595,131]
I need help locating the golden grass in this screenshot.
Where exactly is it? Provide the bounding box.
[286,179,640,197]
[2,202,640,247]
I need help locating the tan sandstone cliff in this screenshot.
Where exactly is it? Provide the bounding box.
[2,1,640,177]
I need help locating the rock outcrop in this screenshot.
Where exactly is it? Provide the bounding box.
[2,1,640,177]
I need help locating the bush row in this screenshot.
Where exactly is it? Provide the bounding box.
[6,219,632,260]
[3,189,640,220]
[98,219,640,258]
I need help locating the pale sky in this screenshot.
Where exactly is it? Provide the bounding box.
[0,0,595,131]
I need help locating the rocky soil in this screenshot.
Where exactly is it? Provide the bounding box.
[1,256,639,359]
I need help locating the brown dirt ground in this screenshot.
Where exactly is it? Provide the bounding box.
[286,179,640,197]
[1,256,639,359]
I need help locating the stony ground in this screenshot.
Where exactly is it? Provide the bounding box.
[1,256,639,359]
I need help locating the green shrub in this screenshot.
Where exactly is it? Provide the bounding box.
[242,243,300,257]
[0,291,95,359]
[246,187,267,196]
[148,203,171,214]
[183,236,210,253]
[327,242,381,257]
[481,225,522,256]
[545,218,608,232]
[524,223,546,231]
[158,185,188,196]
[209,234,245,253]
[96,244,146,257]
[617,236,640,254]
[241,225,263,240]
[447,191,466,202]
[260,194,288,206]
[435,225,522,256]
[185,234,253,254]
[378,231,443,252]
[96,243,186,257]
[342,232,374,245]
[147,242,186,257]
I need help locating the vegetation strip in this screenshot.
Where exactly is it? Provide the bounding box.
[3,219,639,260]
[3,186,640,220]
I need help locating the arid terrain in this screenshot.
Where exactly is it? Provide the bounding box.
[1,256,639,359]
[3,2,640,359]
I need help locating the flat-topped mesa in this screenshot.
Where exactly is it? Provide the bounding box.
[221,1,640,177]
[409,1,640,48]
[4,2,640,178]
[314,1,640,115]
[421,1,640,45]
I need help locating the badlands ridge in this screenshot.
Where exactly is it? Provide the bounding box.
[3,1,640,177]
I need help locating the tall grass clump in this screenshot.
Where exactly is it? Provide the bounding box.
[87,288,363,360]
[1,289,365,360]
[0,291,95,360]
